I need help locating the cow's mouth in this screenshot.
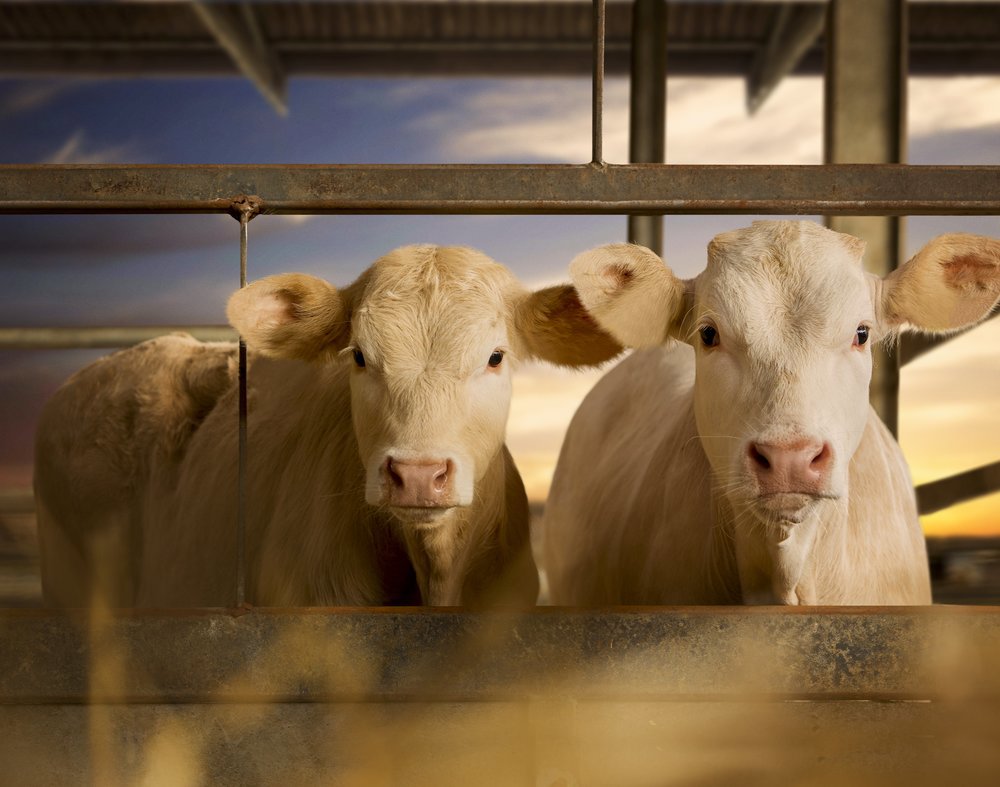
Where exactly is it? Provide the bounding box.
[754,491,840,523]
[390,504,459,525]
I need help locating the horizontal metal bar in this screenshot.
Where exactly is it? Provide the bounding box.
[916,460,1000,516]
[0,326,236,350]
[900,308,1000,367]
[0,490,33,515]
[3,607,1000,704]
[0,164,998,216]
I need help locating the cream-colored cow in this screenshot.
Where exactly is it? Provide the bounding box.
[36,245,619,608]
[546,221,1000,605]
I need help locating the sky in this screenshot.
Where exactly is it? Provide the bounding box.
[0,70,998,536]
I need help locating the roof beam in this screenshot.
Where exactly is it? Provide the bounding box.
[746,4,826,114]
[189,1,287,115]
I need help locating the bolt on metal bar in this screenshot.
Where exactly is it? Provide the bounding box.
[591,0,605,165]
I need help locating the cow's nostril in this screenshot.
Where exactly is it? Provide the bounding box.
[386,458,405,489]
[811,443,832,469]
[432,461,451,492]
[748,443,771,471]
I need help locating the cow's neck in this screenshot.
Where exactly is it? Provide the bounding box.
[397,449,507,606]
[728,498,848,605]
[400,511,469,606]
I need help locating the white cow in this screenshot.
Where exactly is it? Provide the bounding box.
[546,221,1000,605]
[35,244,620,608]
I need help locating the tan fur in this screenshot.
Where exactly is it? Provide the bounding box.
[36,245,620,608]
[547,221,998,606]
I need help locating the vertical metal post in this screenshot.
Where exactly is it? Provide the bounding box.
[824,0,906,435]
[237,211,249,608]
[627,0,667,255]
[592,0,606,165]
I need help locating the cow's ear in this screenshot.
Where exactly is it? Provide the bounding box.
[881,234,1000,333]
[226,273,350,361]
[514,284,623,367]
[569,243,687,348]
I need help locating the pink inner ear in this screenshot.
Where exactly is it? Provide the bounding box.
[601,263,635,289]
[942,255,1000,293]
[254,290,297,330]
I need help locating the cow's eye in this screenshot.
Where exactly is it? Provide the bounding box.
[699,325,719,348]
[488,350,505,368]
[352,349,366,368]
[854,325,869,347]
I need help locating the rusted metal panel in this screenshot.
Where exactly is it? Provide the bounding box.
[0,164,998,215]
[2,608,1000,704]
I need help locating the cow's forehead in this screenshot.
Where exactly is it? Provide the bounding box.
[363,244,515,307]
[351,245,516,370]
[698,221,870,330]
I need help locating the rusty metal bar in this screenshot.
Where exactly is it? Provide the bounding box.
[591,0,606,165]
[916,460,1000,516]
[0,164,998,215]
[236,211,250,610]
[0,326,236,349]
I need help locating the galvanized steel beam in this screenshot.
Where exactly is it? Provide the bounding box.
[0,164,998,215]
[190,2,287,115]
[747,3,826,113]
[825,0,906,436]
[627,0,667,255]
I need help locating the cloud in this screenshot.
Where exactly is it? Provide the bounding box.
[910,76,1000,137]
[415,76,825,165]
[43,129,143,165]
[0,80,82,116]
[417,74,1000,168]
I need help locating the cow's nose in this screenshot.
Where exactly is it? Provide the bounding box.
[385,458,453,507]
[747,439,831,494]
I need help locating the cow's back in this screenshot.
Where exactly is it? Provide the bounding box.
[544,344,738,604]
[35,334,235,606]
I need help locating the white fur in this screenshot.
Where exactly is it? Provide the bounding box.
[546,222,1000,605]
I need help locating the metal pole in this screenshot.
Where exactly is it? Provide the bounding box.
[824,0,906,435]
[237,212,248,609]
[627,0,667,255]
[592,0,606,165]
[230,196,259,608]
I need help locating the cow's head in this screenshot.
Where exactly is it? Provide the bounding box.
[571,221,1000,601]
[228,244,620,525]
